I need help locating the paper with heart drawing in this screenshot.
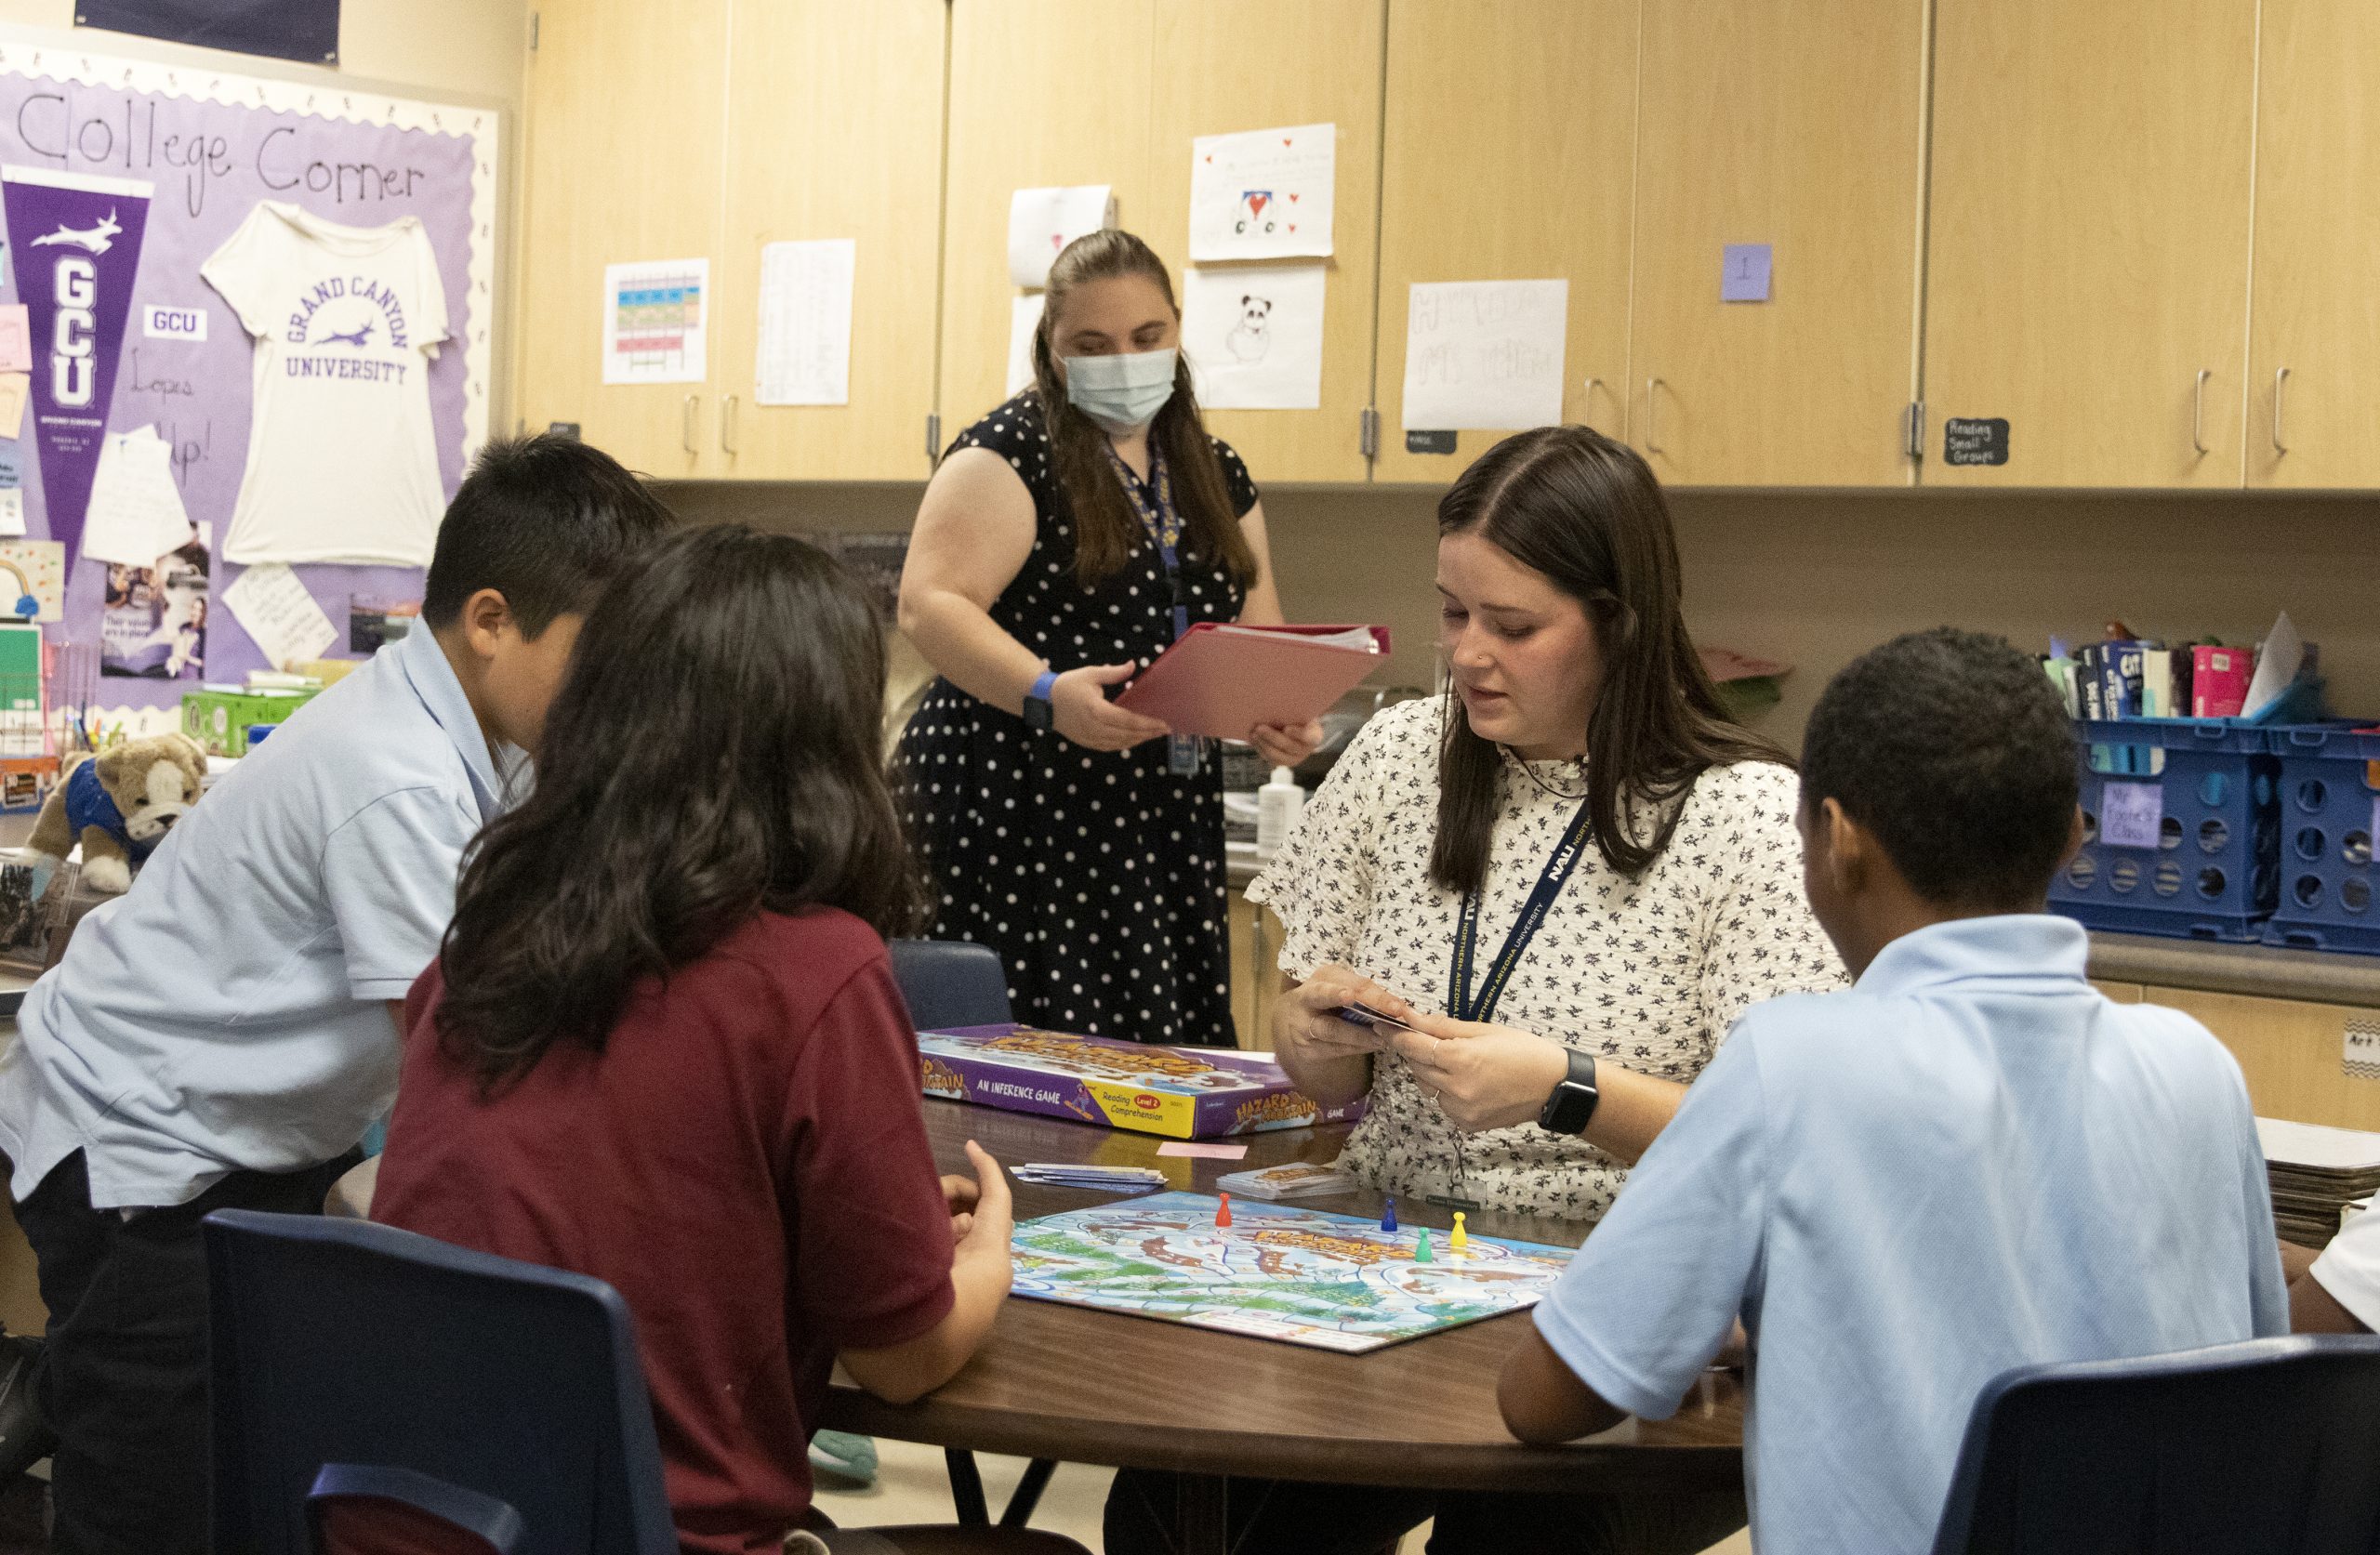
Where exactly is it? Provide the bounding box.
[1189,124,1336,262]
[1007,185,1115,288]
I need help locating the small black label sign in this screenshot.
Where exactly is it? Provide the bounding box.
[1943,417,2009,466]
[1405,428,1457,455]
[547,421,583,441]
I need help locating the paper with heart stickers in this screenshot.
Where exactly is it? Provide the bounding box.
[1007,185,1115,289]
[1189,123,1336,262]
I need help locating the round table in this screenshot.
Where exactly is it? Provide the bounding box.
[819,1098,1744,1553]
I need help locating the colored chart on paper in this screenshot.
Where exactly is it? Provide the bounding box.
[1011,1192,1574,1353]
[602,258,708,385]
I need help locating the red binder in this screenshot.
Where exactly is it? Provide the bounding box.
[1115,623,1391,740]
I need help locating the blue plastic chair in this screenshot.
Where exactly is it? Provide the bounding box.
[883,938,1053,1530]
[1931,1335,2380,1555]
[887,937,1013,1031]
[203,1207,678,1555]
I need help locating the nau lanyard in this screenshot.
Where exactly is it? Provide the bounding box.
[1448,797,1594,1025]
[1105,444,1200,774]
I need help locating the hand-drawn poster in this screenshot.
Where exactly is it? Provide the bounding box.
[1188,124,1335,262]
[1182,262,1325,411]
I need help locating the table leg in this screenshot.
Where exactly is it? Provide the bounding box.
[1177,1472,1229,1555]
[943,1448,990,1525]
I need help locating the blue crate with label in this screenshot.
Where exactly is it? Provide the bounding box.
[2049,718,2278,942]
[2257,724,2380,955]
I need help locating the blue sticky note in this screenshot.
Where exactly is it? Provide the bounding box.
[1722,244,1772,303]
[0,449,20,490]
[2101,781,2164,850]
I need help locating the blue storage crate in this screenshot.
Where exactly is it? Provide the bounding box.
[2049,718,2277,942]
[2258,724,2380,954]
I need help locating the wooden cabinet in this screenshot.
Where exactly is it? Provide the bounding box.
[710,0,948,480]
[1139,0,1383,484]
[1372,0,1637,484]
[1627,0,1926,487]
[937,0,1158,439]
[2143,986,2380,1132]
[1228,887,1282,1049]
[514,0,731,475]
[2246,0,2380,489]
[1923,0,2257,489]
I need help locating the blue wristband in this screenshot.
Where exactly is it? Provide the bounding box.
[1027,669,1059,705]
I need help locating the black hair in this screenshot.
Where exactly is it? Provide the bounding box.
[421,434,676,637]
[432,524,926,1092]
[1430,426,1786,891]
[1031,229,1256,591]
[1801,627,2080,911]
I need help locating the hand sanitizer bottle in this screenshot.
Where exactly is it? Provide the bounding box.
[1256,766,1303,854]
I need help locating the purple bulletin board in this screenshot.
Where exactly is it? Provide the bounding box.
[0,35,498,716]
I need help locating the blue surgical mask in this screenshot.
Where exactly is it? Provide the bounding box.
[1061,348,1178,434]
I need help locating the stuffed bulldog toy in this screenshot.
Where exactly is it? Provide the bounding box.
[26,733,208,894]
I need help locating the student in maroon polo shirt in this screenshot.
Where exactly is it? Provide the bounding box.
[373,525,1083,1555]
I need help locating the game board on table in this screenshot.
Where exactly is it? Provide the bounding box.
[1011,1191,1576,1353]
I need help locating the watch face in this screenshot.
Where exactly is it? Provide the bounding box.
[1024,698,1053,731]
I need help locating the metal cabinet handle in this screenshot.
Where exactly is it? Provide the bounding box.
[2273,367,2290,455]
[681,394,700,455]
[2191,369,2211,456]
[1582,376,1605,422]
[721,393,740,456]
[1645,377,1665,455]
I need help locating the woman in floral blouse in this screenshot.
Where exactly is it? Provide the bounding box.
[1259,425,1844,1223]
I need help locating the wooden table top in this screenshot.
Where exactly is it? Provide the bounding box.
[819,1099,1744,1495]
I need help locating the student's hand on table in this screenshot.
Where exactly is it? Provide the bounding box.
[1274,964,1412,1062]
[942,1168,983,1242]
[951,1140,1013,1276]
[1392,1014,1571,1133]
[1052,662,1170,752]
[1248,719,1325,770]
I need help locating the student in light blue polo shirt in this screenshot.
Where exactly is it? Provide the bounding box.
[1496,627,2288,1555]
[0,435,671,1555]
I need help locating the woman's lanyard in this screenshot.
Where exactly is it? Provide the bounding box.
[1447,797,1595,1025]
[1105,442,1200,774]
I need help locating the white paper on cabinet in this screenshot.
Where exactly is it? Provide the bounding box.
[602,258,708,386]
[1006,293,1044,398]
[1007,186,1115,288]
[222,562,337,670]
[1182,263,1326,411]
[1188,124,1335,262]
[755,239,856,406]
[1400,280,1567,431]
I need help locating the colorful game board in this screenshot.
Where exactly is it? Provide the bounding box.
[1011,1191,1577,1353]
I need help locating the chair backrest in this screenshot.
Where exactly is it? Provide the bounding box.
[204,1208,679,1555]
[887,937,1013,1031]
[1931,1335,2380,1555]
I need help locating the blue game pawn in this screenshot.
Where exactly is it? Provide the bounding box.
[1380,1197,1398,1232]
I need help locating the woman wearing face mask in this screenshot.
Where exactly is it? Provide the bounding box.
[896,230,1321,1045]
[1103,427,1844,1555]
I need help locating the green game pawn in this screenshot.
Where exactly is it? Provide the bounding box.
[1415,1227,1433,1264]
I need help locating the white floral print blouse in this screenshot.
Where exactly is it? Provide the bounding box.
[1248,696,1845,1221]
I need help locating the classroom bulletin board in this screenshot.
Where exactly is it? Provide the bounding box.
[0,33,499,721]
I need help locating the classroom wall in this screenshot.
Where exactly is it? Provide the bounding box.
[663,480,2380,753]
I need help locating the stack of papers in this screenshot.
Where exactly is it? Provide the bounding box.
[1215,1162,1358,1200]
[2259,1118,2380,1247]
[1011,1164,1167,1195]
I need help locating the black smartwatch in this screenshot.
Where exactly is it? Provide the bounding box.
[1022,669,1058,732]
[1537,1048,1600,1137]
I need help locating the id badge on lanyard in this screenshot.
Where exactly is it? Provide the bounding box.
[1108,445,1203,776]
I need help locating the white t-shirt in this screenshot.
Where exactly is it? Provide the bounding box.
[2312,1205,2380,1330]
[202,201,451,567]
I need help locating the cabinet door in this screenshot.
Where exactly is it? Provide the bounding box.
[711,0,948,480]
[514,0,729,475]
[2247,0,2380,489]
[1373,0,1637,484]
[1140,0,1383,484]
[1924,0,2255,489]
[2142,986,2380,1131]
[1629,0,1926,487]
[939,0,1157,435]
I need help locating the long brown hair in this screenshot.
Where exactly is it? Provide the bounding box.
[1030,230,1255,591]
[1429,427,1786,893]
[433,524,925,1093]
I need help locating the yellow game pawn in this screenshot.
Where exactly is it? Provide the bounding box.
[1450,1211,1469,1257]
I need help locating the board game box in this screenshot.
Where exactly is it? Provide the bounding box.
[919,1024,1366,1140]
[1011,1191,1575,1352]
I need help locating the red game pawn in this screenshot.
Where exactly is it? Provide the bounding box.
[1215,1192,1233,1228]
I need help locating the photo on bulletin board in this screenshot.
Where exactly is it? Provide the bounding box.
[0,36,499,719]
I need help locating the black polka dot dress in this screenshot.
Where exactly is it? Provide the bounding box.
[897,392,1259,1046]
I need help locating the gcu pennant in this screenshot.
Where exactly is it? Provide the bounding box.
[0,167,152,562]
